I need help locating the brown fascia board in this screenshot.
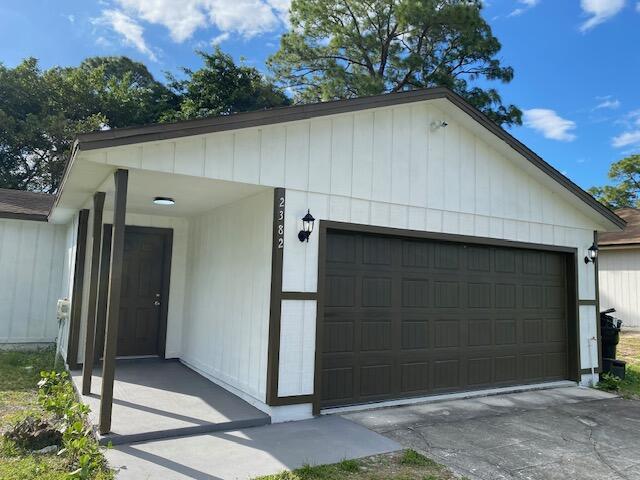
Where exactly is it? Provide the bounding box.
[72,87,625,230]
[0,212,49,222]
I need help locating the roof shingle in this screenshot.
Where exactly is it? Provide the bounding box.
[0,188,55,221]
[599,208,640,246]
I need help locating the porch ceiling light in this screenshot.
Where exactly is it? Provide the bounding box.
[153,197,175,206]
[584,243,598,264]
[298,209,315,242]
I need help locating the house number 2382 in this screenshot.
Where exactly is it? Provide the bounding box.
[276,192,285,249]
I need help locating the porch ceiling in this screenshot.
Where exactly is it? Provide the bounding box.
[51,161,269,222]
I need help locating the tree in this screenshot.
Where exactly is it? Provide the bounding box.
[77,56,179,128]
[589,155,640,209]
[0,57,176,192]
[164,49,290,121]
[268,0,521,126]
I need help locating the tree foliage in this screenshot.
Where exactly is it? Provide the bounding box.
[268,0,521,126]
[164,49,290,121]
[0,52,286,192]
[589,155,640,209]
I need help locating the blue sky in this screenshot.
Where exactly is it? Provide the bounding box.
[1,0,638,191]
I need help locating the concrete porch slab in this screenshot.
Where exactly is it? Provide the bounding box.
[71,359,270,445]
[105,415,401,480]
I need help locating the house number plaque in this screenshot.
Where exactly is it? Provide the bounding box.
[275,188,285,249]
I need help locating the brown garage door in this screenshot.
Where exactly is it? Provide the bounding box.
[320,230,570,408]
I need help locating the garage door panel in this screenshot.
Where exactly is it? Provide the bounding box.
[363,235,393,265]
[402,279,430,307]
[326,275,356,306]
[402,240,430,268]
[400,362,430,393]
[321,231,570,408]
[361,277,392,306]
[360,321,392,351]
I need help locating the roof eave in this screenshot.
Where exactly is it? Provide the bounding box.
[68,87,624,230]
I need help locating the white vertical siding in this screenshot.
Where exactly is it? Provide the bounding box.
[181,190,273,402]
[278,300,316,397]
[0,219,67,345]
[599,249,640,329]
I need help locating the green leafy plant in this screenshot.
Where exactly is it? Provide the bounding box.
[597,372,623,392]
[35,371,109,479]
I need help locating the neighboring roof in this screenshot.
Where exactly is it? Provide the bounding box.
[599,208,640,246]
[69,87,625,229]
[0,188,55,221]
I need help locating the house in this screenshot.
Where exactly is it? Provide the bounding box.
[599,208,640,329]
[0,188,62,346]
[0,87,625,436]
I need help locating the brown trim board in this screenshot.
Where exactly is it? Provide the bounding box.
[594,231,603,374]
[0,212,49,222]
[312,220,583,414]
[578,299,597,306]
[281,292,318,301]
[266,188,286,405]
[66,209,89,370]
[81,192,105,395]
[99,169,128,434]
[70,87,623,230]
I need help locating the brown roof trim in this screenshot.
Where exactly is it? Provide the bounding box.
[0,212,49,222]
[72,87,624,229]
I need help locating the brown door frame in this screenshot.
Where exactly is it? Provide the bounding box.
[95,224,173,359]
[313,220,581,414]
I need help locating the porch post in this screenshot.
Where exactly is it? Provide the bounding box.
[66,209,89,370]
[99,170,128,434]
[81,192,106,395]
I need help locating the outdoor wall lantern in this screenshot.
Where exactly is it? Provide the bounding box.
[298,209,315,242]
[584,243,598,264]
[153,197,175,206]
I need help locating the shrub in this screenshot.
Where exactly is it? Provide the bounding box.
[597,372,622,392]
[36,370,109,479]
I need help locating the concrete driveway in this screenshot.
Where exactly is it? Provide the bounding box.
[343,386,640,480]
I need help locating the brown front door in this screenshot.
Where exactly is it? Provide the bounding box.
[96,226,172,359]
[320,230,570,408]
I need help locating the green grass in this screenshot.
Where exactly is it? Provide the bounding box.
[616,332,640,399]
[253,450,454,480]
[0,347,111,480]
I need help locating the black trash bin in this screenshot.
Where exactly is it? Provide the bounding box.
[600,308,626,379]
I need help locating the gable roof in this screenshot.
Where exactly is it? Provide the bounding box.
[70,87,624,229]
[600,208,640,246]
[0,188,54,221]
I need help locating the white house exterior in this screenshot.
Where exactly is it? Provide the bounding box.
[1,88,625,427]
[599,208,640,330]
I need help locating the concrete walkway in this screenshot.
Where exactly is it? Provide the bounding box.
[71,360,270,445]
[105,415,401,479]
[344,386,640,480]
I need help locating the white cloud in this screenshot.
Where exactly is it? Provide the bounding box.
[637,1,640,12]
[523,109,577,141]
[96,10,157,60]
[580,0,625,32]
[508,0,539,17]
[109,0,288,43]
[211,32,230,46]
[595,96,621,110]
[612,131,640,148]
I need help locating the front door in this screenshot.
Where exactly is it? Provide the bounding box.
[96,226,172,359]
